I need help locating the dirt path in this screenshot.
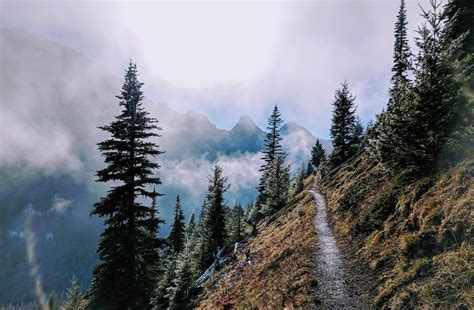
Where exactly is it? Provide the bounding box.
[311,188,360,309]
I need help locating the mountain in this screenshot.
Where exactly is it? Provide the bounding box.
[0,28,331,305]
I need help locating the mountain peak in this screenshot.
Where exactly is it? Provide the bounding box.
[231,116,261,133]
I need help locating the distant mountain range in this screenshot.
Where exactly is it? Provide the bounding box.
[0,28,331,305]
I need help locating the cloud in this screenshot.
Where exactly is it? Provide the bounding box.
[50,196,73,214]
[0,0,431,138]
[160,152,261,200]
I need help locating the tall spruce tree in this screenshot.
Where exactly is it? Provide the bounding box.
[262,154,290,215]
[198,165,229,269]
[169,195,186,254]
[329,81,358,167]
[228,203,244,245]
[186,212,196,239]
[89,62,164,309]
[369,0,413,165]
[256,106,284,210]
[310,140,326,171]
[63,276,85,310]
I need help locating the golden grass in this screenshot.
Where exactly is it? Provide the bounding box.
[197,187,318,309]
[320,157,474,309]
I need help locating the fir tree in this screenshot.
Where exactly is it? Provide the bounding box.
[186,212,196,240]
[89,62,164,309]
[329,81,358,167]
[228,203,244,245]
[169,195,186,254]
[294,162,306,195]
[151,256,177,310]
[198,165,229,269]
[168,244,195,309]
[310,140,326,171]
[62,276,84,310]
[369,0,413,165]
[256,105,284,210]
[262,154,290,215]
[349,117,364,155]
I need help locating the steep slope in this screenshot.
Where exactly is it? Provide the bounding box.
[197,180,318,308]
[319,155,473,308]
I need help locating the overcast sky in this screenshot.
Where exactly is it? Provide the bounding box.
[0,0,430,139]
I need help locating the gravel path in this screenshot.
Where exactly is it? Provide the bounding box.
[311,188,359,309]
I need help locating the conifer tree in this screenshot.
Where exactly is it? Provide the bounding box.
[329,81,358,167]
[186,212,196,240]
[228,203,244,245]
[310,140,326,171]
[62,276,84,310]
[169,195,186,254]
[349,117,364,155]
[89,62,164,309]
[256,106,284,210]
[262,154,290,215]
[369,0,413,165]
[168,251,194,310]
[294,162,306,195]
[151,256,177,310]
[198,165,229,269]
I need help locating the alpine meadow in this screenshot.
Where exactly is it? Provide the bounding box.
[0,0,472,309]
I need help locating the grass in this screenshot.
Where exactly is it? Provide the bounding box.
[320,156,474,309]
[196,181,318,309]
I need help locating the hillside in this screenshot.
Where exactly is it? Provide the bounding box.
[197,179,318,308]
[319,155,473,308]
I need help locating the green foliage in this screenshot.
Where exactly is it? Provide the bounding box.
[62,276,85,310]
[169,195,186,254]
[227,203,244,245]
[256,105,285,210]
[262,154,291,216]
[329,81,359,168]
[310,140,326,171]
[88,62,165,309]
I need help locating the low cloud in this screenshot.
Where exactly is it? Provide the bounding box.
[50,196,73,214]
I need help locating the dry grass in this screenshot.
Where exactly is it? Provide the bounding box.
[320,157,474,309]
[197,181,318,309]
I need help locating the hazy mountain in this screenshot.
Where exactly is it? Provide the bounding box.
[0,28,331,305]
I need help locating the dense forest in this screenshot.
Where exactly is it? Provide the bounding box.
[2,0,472,309]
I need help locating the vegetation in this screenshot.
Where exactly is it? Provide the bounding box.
[87,62,165,309]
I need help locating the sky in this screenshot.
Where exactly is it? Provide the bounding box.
[0,0,430,139]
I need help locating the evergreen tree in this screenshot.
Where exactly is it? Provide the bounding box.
[151,256,177,310]
[62,276,84,310]
[444,0,474,66]
[329,81,358,167]
[262,154,290,215]
[294,162,306,195]
[256,105,284,210]
[228,203,244,245]
[369,0,413,165]
[89,62,164,309]
[168,253,194,310]
[169,195,186,254]
[349,117,364,155]
[186,212,196,240]
[310,140,326,170]
[198,165,230,269]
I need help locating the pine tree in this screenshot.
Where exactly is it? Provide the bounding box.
[368,0,413,166]
[349,117,364,155]
[168,244,195,310]
[62,276,84,310]
[228,203,244,245]
[89,62,164,309]
[444,0,474,65]
[198,165,229,269]
[186,212,196,240]
[294,162,306,195]
[262,154,290,215]
[310,140,326,171]
[151,256,177,310]
[256,105,284,210]
[329,81,358,167]
[169,195,186,254]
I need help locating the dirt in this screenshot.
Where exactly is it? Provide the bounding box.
[311,187,365,309]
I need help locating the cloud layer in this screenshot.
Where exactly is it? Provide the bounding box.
[0,0,431,138]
